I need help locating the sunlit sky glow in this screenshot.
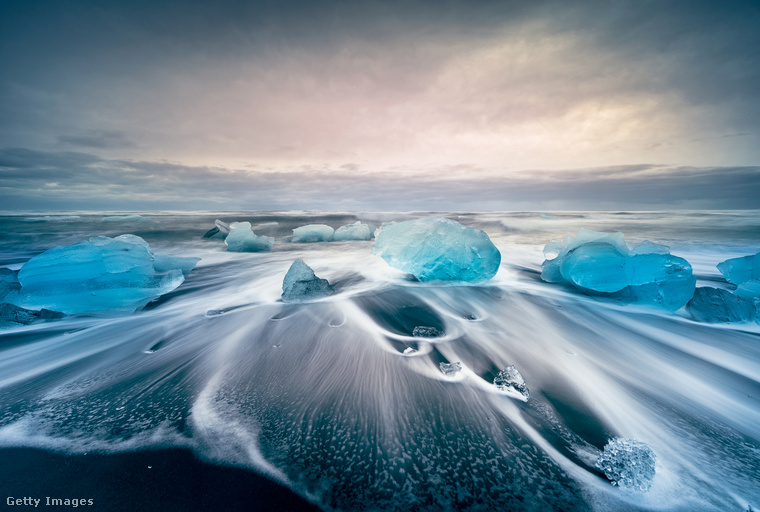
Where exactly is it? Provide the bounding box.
[1,0,759,210]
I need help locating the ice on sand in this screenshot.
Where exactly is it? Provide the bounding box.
[541,229,695,311]
[333,221,371,241]
[284,224,335,243]
[439,362,462,376]
[224,222,274,252]
[493,365,530,401]
[596,438,657,492]
[10,235,199,315]
[372,217,501,282]
[281,259,334,302]
[686,287,757,323]
[717,252,760,286]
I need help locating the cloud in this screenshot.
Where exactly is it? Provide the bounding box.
[58,130,136,149]
[1,148,758,211]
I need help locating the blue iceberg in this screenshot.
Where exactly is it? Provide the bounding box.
[372,217,501,282]
[717,252,760,286]
[596,438,656,492]
[224,222,274,252]
[333,221,371,241]
[0,303,63,329]
[284,224,334,243]
[686,287,757,323]
[10,235,199,315]
[541,230,695,311]
[281,259,334,303]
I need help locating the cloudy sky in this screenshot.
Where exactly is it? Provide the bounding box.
[1,0,759,211]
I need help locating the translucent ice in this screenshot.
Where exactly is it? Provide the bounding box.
[735,280,760,300]
[224,222,274,252]
[0,268,20,301]
[10,234,199,315]
[717,252,760,285]
[412,326,442,338]
[333,221,371,241]
[284,224,334,243]
[439,362,462,376]
[281,259,334,303]
[541,230,695,310]
[596,438,657,492]
[493,365,530,401]
[686,287,757,323]
[0,303,63,328]
[372,217,501,282]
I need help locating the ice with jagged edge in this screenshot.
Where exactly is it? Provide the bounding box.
[439,362,462,376]
[281,259,334,302]
[7,234,199,315]
[284,224,334,243]
[224,222,274,252]
[493,365,530,401]
[596,438,657,492]
[372,217,501,282]
[412,326,442,338]
[333,221,372,241]
[718,251,760,302]
[541,229,695,311]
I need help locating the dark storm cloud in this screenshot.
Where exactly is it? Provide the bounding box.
[1,148,758,211]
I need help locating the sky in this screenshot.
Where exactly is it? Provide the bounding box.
[1,0,759,211]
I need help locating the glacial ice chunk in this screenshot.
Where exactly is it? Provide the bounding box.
[736,280,760,301]
[596,438,657,492]
[0,303,63,328]
[0,268,20,302]
[281,259,334,302]
[284,224,334,243]
[439,362,462,376]
[541,230,695,311]
[224,222,274,252]
[10,234,199,315]
[493,365,529,401]
[372,217,501,282]
[333,221,371,241]
[412,326,442,338]
[686,287,757,323]
[717,252,760,285]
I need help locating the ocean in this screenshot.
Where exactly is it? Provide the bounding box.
[0,210,758,511]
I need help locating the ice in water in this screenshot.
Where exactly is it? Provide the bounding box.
[281,259,334,302]
[717,251,760,286]
[596,438,657,492]
[284,224,335,243]
[372,217,501,282]
[333,221,372,241]
[224,222,274,252]
[412,326,442,338]
[686,287,757,323]
[439,362,462,376]
[541,230,695,310]
[8,234,199,315]
[493,365,530,401]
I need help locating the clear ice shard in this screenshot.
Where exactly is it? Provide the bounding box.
[10,234,199,315]
[439,362,462,376]
[372,217,501,282]
[493,365,530,401]
[717,252,760,286]
[281,259,334,303]
[284,224,335,243]
[686,287,757,323]
[224,222,274,252]
[333,221,372,241]
[541,230,695,311]
[596,438,657,492]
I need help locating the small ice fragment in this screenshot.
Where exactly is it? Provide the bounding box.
[281,259,334,302]
[333,221,372,241]
[202,226,220,238]
[412,326,442,338]
[493,365,530,401]
[285,224,334,243]
[372,217,501,282]
[439,362,462,376]
[596,437,657,492]
[717,252,760,285]
[224,222,274,252]
[403,347,417,355]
